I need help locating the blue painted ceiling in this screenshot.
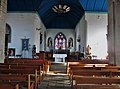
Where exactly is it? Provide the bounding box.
[7,0,108,29]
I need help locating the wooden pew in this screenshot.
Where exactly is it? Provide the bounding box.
[101,66,120,71]
[70,70,110,88]
[0,64,42,86]
[0,68,38,89]
[0,74,34,89]
[67,59,109,64]
[69,66,104,73]
[68,65,120,73]
[70,70,120,78]
[4,58,39,63]
[0,63,42,83]
[9,64,43,83]
[67,59,108,71]
[68,65,120,75]
[66,61,108,74]
[9,64,42,82]
[70,70,110,78]
[21,62,49,73]
[0,83,19,89]
[70,68,120,88]
[5,58,50,65]
[74,76,120,89]
[76,85,120,89]
[4,58,51,73]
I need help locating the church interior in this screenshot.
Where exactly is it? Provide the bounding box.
[5,0,108,60]
[1,0,120,89]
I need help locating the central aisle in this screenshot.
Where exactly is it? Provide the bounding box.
[38,62,71,89]
[38,73,71,89]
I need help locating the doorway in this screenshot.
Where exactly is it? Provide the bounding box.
[5,23,11,57]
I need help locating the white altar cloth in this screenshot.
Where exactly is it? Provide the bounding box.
[53,54,67,62]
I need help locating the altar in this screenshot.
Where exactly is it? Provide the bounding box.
[53,54,67,62]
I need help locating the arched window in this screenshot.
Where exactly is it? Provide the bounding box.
[40,32,42,44]
[6,23,11,43]
[68,37,73,48]
[54,32,66,50]
[48,37,52,47]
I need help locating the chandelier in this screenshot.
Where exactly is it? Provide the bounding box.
[52,0,70,13]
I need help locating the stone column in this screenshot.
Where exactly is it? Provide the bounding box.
[0,0,7,62]
[108,0,120,65]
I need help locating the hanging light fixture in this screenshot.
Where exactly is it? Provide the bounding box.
[52,0,70,13]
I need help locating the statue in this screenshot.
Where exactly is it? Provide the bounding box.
[32,45,36,58]
[86,45,92,59]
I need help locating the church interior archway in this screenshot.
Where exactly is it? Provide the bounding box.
[5,23,11,57]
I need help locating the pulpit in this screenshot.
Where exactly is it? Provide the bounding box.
[53,54,67,62]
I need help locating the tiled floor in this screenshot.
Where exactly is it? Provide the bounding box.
[38,72,71,89]
[38,62,71,89]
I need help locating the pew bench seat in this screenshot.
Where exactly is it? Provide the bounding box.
[0,83,19,89]
[0,74,34,89]
[74,76,120,89]
[76,85,120,89]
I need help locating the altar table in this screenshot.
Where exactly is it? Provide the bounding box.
[53,54,67,62]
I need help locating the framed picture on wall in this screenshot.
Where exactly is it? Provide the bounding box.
[21,39,29,51]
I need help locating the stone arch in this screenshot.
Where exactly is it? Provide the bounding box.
[68,37,73,48]
[6,23,11,43]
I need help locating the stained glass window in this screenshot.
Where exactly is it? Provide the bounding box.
[55,32,66,49]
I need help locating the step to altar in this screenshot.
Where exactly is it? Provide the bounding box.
[50,62,67,73]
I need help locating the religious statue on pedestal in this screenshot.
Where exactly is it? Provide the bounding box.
[32,45,36,58]
[86,45,92,59]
